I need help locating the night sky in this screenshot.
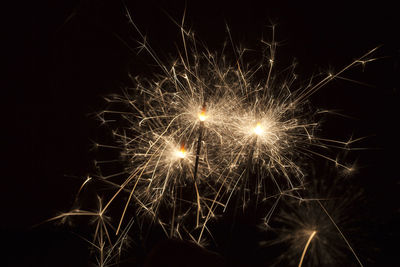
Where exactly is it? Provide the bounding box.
[4,0,399,266]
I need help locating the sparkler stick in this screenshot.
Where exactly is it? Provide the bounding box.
[170,183,178,238]
[298,230,317,267]
[229,122,260,235]
[193,178,202,228]
[172,142,186,237]
[244,122,264,202]
[193,104,206,182]
[243,135,257,205]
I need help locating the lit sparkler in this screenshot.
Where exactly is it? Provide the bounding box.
[259,166,366,267]
[45,7,378,266]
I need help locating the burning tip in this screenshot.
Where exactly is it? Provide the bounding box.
[176,144,187,159]
[198,105,207,121]
[198,113,207,121]
[253,122,264,136]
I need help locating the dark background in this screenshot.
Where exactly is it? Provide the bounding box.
[4,0,399,266]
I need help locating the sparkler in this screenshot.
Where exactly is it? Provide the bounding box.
[193,104,206,182]
[259,165,366,267]
[45,7,378,266]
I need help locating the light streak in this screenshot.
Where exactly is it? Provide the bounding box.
[298,230,317,267]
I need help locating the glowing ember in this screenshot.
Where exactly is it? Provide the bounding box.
[253,122,264,136]
[176,144,187,159]
[198,106,207,121]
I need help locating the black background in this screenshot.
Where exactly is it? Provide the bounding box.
[4,0,399,266]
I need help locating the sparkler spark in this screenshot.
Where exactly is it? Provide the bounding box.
[299,230,317,267]
[45,7,378,266]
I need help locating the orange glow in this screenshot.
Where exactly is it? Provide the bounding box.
[198,105,207,121]
[176,143,187,159]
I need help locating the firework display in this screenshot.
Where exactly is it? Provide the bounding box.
[43,8,383,267]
